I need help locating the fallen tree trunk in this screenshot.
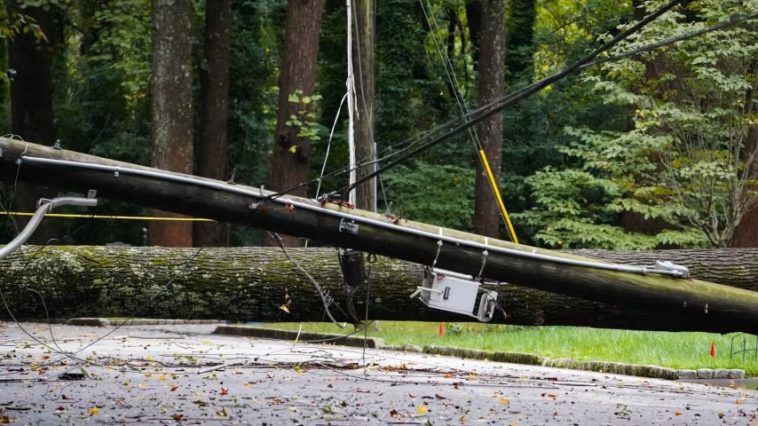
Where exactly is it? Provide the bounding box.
[2,246,757,333]
[3,137,758,333]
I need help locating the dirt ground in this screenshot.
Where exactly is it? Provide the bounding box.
[1,322,756,424]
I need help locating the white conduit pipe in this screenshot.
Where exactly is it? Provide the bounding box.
[20,156,688,278]
[0,196,98,260]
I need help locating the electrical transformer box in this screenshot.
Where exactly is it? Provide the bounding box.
[420,268,480,316]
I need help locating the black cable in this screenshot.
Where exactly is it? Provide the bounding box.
[578,10,758,71]
[341,0,690,196]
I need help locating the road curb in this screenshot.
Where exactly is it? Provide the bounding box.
[421,345,745,380]
[213,324,385,349]
[66,318,223,327]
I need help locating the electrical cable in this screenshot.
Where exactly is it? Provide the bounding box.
[268,231,346,328]
[0,244,205,374]
[315,93,349,201]
[217,1,749,207]
[341,0,691,195]
[578,9,758,71]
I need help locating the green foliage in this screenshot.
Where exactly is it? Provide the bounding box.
[285,89,325,142]
[518,126,709,249]
[383,161,475,230]
[520,0,757,248]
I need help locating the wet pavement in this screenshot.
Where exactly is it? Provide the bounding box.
[1,321,757,424]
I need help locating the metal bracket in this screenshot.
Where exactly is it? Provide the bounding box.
[652,261,690,278]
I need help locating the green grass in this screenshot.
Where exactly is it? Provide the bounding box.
[254,321,758,376]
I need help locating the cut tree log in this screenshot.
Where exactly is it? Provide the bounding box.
[2,137,758,333]
[1,246,758,333]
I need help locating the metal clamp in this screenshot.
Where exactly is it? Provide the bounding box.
[651,261,690,278]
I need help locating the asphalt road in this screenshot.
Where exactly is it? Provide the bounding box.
[1,322,756,425]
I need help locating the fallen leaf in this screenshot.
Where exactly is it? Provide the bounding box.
[1,416,10,424]
[216,407,228,417]
[735,398,745,405]
[172,414,184,422]
[417,405,428,415]
[88,407,100,416]
[498,398,510,405]
[675,410,682,416]
[170,385,179,392]
[459,415,467,424]
[220,387,228,396]
[278,305,290,314]
[389,409,400,417]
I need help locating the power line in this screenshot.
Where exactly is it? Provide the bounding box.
[342,0,691,195]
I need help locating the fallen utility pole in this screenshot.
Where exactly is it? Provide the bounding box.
[2,137,758,333]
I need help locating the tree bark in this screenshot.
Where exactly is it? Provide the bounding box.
[264,0,325,246]
[3,138,758,334]
[194,0,232,247]
[352,0,376,212]
[4,0,64,244]
[150,0,194,247]
[2,246,758,333]
[470,0,505,238]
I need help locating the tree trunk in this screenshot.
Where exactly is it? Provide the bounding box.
[352,0,376,212]
[470,0,505,238]
[4,138,758,334]
[4,0,63,244]
[149,0,194,247]
[264,0,325,247]
[194,0,232,247]
[2,246,758,333]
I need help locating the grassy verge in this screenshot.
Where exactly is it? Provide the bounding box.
[252,321,758,376]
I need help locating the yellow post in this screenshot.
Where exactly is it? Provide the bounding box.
[478,149,519,244]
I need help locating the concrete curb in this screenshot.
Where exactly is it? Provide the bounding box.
[421,345,745,380]
[213,325,385,349]
[66,318,223,327]
[66,320,746,381]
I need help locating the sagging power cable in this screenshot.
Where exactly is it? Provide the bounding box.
[264,1,753,204]
[341,0,692,196]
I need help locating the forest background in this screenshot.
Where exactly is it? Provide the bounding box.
[0,0,755,250]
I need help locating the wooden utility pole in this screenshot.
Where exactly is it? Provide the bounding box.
[352,0,376,211]
[2,138,758,334]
